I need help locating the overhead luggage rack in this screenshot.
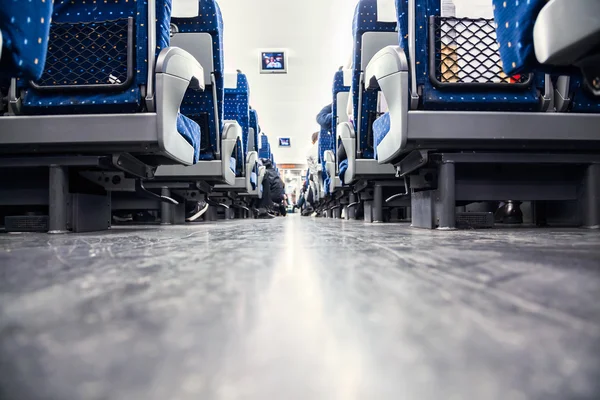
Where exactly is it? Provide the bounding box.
[429,16,532,89]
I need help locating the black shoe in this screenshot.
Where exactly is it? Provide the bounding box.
[279,204,287,216]
[133,211,157,223]
[186,201,209,222]
[301,206,314,217]
[257,208,276,219]
[495,201,523,224]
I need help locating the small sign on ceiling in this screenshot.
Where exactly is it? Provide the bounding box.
[278,137,291,147]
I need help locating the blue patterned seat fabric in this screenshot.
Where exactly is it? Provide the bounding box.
[177,113,202,162]
[332,70,351,173]
[15,0,201,163]
[568,76,600,113]
[339,159,349,185]
[318,126,333,156]
[372,112,390,159]
[173,0,224,160]
[259,134,271,160]
[0,0,53,80]
[21,0,171,114]
[352,0,398,159]
[332,70,351,142]
[249,109,260,152]
[246,110,259,190]
[402,0,540,111]
[492,0,547,76]
[224,71,249,176]
[492,0,599,113]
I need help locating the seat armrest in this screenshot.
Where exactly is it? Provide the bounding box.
[337,122,356,184]
[257,166,267,199]
[324,150,337,193]
[365,46,410,164]
[156,47,205,91]
[365,46,409,90]
[221,120,242,185]
[534,0,600,66]
[245,151,259,194]
[154,47,205,166]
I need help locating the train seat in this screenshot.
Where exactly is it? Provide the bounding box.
[249,108,260,153]
[337,0,398,184]
[0,0,205,166]
[364,0,600,165]
[172,0,226,161]
[327,69,351,191]
[154,0,241,185]
[224,71,250,177]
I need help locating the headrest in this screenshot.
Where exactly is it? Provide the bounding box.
[377,0,397,23]
[343,69,352,87]
[172,0,199,18]
[224,72,238,89]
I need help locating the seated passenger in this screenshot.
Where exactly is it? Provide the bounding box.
[256,158,286,219]
[300,131,320,213]
[317,104,333,131]
[306,131,319,177]
[295,170,314,215]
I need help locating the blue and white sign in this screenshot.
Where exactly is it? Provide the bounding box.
[278,137,291,147]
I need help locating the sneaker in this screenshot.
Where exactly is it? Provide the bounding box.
[495,201,523,224]
[186,201,209,222]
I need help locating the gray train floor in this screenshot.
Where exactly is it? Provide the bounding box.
[1,216,599,400]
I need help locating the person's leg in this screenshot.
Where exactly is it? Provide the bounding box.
[257,180,275,218]
[302,186,315,216]
[338,141,347,162]
[296,193,305,209]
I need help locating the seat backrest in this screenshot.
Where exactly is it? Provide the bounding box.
[225,71,249,156]
[394,0,543,112]
[332,69,351,156]
[0,2,53,80]
[19,0,173,115]
[352,0,398,159]
[259,133,271,159]
[171,0,224,159]
[318,128,335,175]
[224,71,249,176]
[249,108,259,152]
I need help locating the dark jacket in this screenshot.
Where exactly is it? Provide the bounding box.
[266,167,285,200]
[316,104,333,132]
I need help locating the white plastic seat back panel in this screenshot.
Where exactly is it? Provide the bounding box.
[377,0,397,22]
[224,73,239,89]
[172,0,199,17]
[337,92,350,124]
[171,33,214,84]
[361,32,400,70]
